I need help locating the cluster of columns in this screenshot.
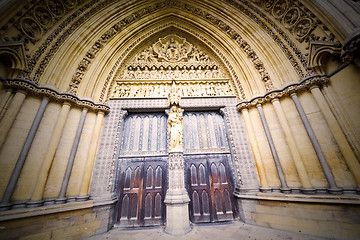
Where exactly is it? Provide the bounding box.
[0,82,106,210]
[240,85,360,194]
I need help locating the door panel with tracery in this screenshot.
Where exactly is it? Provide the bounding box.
[183,111,237,223]
[186,154,236,223]
[115,113,167,227]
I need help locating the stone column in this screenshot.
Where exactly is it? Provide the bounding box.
[78,111,105,200]
[0,98,48,209]
[164,152,191,235]
[310,86,360,188]
[291,93,342,194]
[56,108,88,203]
[29,102,71,205]
[271,99,315,193]
[0,89,27,148]
[256,104,290,193]
[241,108,271,192]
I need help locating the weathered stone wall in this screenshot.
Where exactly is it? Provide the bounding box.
[237,196,360,240]
[0,202,114,240]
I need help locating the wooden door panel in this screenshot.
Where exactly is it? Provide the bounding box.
[116,158,167,227]
[187,158,211,223]
[186,154,236,223]
[142,161,166,226]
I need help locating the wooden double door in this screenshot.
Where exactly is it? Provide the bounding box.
[115,157,167,227]
[186,153,237,223]
[115,111,236,227]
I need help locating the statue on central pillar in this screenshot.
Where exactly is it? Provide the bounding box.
[168,106,183,152]
[164,81,191,236]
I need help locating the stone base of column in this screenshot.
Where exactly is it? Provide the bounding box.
[26,200,44,208]
[44,198,56,205]
[328,187,343,195]
[76,195,90,201]
[259,187,272,193]
[164,189,191,236]
[55,197,67,204]
[235,187,260,195]
[300,188,316,194]
[280,187,292,194]
[0,203,12,211]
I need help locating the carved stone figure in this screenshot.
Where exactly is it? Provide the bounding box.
[166,38,180,60]
[153,35,192,62]
[284,8,299,27]
[168,83,181,107]
[295,19,311,38]
[168,106,183,152]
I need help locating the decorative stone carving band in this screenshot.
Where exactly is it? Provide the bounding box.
[1,78,110,114]
[236,75,329,111]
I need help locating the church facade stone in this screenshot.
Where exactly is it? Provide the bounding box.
[0,0,359,239]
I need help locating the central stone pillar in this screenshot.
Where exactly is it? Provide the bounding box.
[164,152,191,235]
[164,82,191,235]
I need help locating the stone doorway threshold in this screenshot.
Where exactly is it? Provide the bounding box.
[83,220,327,240]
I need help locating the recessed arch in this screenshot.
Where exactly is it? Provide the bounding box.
[34,1,304,102]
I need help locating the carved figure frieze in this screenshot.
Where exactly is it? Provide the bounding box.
[120,65,226,80]
[111,81,233,98]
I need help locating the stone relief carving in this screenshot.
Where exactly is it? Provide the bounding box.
[168,83,181,107]
[283,7,300,28]
[153,35,192,62]
[46,0,65,17]
[251,0,337,44]
[20,18,43,41]
[111,81,233,98]
[120,65,226,80]
[294,19,312,39]
[109,34,234,99]
[33,6,54,29]
[272,0,288,18]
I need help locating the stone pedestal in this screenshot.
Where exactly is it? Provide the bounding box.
[164,152,191,235]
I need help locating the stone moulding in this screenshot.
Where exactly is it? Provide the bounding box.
[236,74,329,111]
[1,78,110,113]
